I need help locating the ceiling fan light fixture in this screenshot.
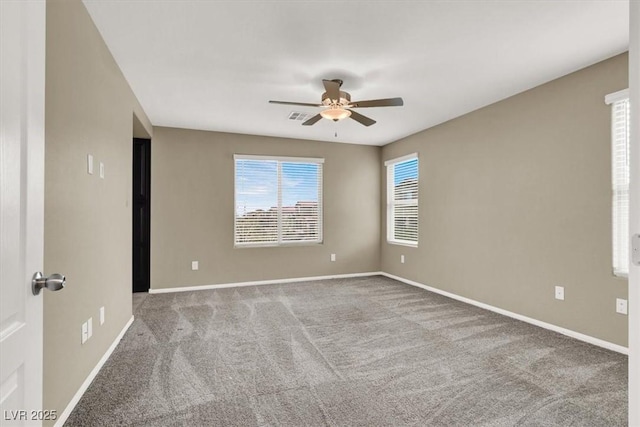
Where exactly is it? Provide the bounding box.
[320,107,351,121]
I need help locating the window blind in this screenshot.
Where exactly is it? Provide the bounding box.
[609,95,630,276]
[386,154,419,246]
[234,155,323,246]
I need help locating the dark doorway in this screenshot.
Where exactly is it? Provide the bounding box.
[133,138,151,293]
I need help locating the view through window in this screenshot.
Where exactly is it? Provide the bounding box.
[234,155,323,246]
[386,154,419,246]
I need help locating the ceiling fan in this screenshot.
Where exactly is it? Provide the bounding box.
[269,79,403,127]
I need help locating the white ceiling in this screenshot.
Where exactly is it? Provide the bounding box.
[83,0,629,146]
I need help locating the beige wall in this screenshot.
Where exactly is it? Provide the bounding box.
[381,53,629,346]
[150,127,380,289]
[43,0,152,422]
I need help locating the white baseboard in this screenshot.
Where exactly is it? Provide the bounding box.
[381,272,629,355]
[149,271,383,294]
[54,315,135,427]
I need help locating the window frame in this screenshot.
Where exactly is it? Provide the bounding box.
[233,154,324,248]
[385,153,419,247]
[605,89,630,278]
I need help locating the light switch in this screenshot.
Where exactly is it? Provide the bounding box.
[81,322,88,344]
[555,286,564,301]
[87,154,94,174]
[191,261,199,271]
[100,307,105,325]
[616,298,628,315]
[88,317,93,339]
[330,254,336,262]
[99,162,105,179]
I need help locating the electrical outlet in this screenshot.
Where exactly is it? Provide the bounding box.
[616,298,628,315]
[555,286,564,301]
[100,306,105,325]
[81,322,88,344]
[401,255,405,264]
[87,154,93,175]
[330,253,336,262]
[191,261,199,271]
[99,162,105,179]
[88,317,93,339]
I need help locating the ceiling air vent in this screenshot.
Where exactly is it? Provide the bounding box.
[288,112,312,121]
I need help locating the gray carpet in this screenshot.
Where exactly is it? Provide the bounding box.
[65,276,628,426]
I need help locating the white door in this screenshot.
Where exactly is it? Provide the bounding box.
[0,1,46,426]
[629,1,640,425]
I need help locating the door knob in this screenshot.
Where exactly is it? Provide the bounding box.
[32,272,66,295]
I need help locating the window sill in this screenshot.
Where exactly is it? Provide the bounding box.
[387,240,418,248]
[235,241,323,249]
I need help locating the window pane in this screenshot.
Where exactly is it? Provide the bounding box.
[235,159,278,244]
[387,156,419,245]
[281,162,321,242]
[612,98,630,275]
[394,158,419,201]
[394,204,418,242]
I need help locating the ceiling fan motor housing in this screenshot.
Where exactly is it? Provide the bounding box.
[322,90,351,106]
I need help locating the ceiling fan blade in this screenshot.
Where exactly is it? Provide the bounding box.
[322,79,340,102]
[349,97,404,108]
[302,114,323,126]
[347,109,376,126]
[269,100,322,107]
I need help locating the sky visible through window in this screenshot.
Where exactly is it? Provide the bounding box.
[394,158,418,185]
[235,160,320,215]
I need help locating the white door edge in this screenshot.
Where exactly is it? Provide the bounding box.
[0,0,46,426]
[628,1,640,425]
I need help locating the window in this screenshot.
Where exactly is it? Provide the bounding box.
[386,153,419,246]
[605,89,630,277]
[234,155,323,246]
